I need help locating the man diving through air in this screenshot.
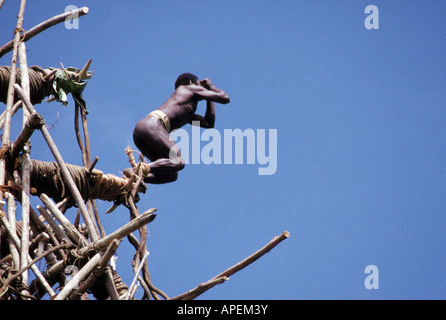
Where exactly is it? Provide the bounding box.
[128,73,230,184]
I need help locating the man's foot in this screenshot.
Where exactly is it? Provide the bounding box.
[122,162,151,179]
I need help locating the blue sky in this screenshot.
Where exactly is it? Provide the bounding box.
[1,1,445,299]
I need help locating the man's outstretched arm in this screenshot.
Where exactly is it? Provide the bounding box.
[190,78,230,104]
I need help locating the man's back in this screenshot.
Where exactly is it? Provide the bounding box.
[159,81,229,131]
[159,85,199,130]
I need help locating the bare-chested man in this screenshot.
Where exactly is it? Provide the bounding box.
[130,73,230,184]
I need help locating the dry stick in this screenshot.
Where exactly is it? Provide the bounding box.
[0,243,73,298]
[170,231,290,300]
[6,193,20,269]
[89,156,99,172]
[36,205,73,246]
[0,0,26,201]
[126,232,170,300]
[16,1,32,299]
[127,186,154,299]
[0,100,22,131]
[74,104,87,165]
[74,103,105,238]
[213,231,290,279]
[18,44,31,125]
[13,83,100,242]
[7,114,43,293]
[29,205,67,262]
[169,277,229,301]
[102,267,120,300]
[78,104,105,238]
[126,161,160,300]
[77,208,157,257]
[54,252,102,300]
[39,194,88,247]
[0,211,56,297]
[80,106,92,167]
[69,239,121,300]
[0,7,90,58]
[19,146,30,295]
[12,111,43,157]
[125,250,149,300]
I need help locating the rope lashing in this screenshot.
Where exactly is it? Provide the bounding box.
[0,66,52,105]
[22,160,145,208]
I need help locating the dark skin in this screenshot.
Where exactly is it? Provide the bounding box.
[132,78,230,184]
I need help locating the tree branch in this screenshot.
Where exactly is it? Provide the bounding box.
[0,7,90,58]
[170,231,290,300]
[68,239,121,300]
[77,208,157,257]
[212,231,290,280]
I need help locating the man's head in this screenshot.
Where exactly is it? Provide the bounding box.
[175,73,199,89]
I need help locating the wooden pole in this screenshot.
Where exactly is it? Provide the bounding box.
[18,53,32,299]
[0,0,26,200]
[77,208,157,257]
[125,250,149,300]
[6,193,20,268]
[54,252,102,300]
[13,83,100,241]
[0,7,90,58]
[39,194,88,246]
[170,231,290,300]
[69,239,121,300]
[0,211,56,297]
[36,205,73,246]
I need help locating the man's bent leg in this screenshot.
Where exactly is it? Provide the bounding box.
[133,117,185,183]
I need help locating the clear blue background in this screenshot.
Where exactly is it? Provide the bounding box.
[1,1,445,299]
